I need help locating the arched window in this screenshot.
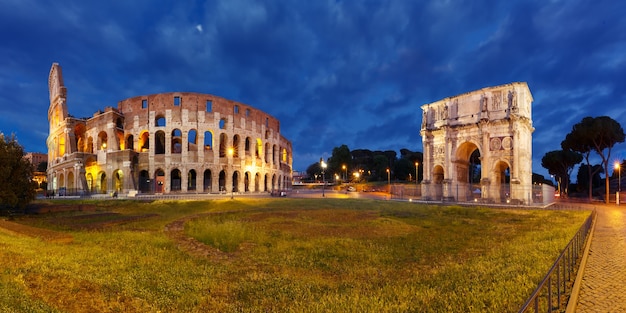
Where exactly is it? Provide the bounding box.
[155,131,166,154]
[116,117,124,129]
[98,131,108,150]
[139,131,149,152]
[171,169,181,191]
[171,129,182,154]
[219,133,228,157]
[245,137,251,155]
[219,118,226,129]
[204,131,213,150]
[188,129,197,152]
[156,115,166,127]
[233,135,240,158]
[256,139,263,158]
[126,135,134,151]
[188,170,197,191]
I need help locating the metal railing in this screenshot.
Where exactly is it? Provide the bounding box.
[518,209,596,313]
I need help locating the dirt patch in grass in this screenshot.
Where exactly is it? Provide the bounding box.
[0,220,73,243]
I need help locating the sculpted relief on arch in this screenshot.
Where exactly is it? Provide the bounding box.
[420,82,534,204]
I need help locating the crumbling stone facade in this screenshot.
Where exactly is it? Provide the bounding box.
[46,63,292,195]
[420,82,534,204]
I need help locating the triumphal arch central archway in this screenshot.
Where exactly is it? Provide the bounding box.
[420,82,534,204]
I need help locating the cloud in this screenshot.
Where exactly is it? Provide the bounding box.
[1,0,625,177]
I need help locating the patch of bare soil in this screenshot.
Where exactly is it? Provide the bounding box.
[0,219,73,243]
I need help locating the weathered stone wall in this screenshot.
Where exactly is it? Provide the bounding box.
[47,63,293,195]
[421,82,534,204]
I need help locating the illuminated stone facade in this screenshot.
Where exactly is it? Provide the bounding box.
[46,63,293,195]
[420,82,534,204]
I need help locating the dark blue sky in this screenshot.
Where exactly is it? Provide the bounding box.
[1,0,625,179]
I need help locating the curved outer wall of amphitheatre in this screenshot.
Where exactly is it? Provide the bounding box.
[46,63,293,196]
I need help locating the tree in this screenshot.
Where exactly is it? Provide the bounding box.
[372,155,389,181]
[327,145,352,179]
[541,150,583,196]
[0,133,36,213]
[36,161,48,172]
[576,164,603,194]
[562,116,625,203]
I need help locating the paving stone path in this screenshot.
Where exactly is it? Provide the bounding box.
[575,204,626,312]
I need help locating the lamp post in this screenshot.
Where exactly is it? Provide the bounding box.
[321,159,327,197]
[386,168,390,194]
[342,165,347,182]
[616,162,621,205]
[415,162,419,186]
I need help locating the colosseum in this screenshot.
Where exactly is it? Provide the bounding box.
[46,63,293,196]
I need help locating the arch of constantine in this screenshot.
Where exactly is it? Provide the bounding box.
[46,63,293,196]
[420,82,534,204]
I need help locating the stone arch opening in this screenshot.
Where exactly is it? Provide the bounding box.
[493,160,511,203]
[139,170,150,193]
[244,171,250,192]
[204,131,213,150]
[219,133,228,157]
[233,135,240,158]
[232,171,240,193]
[126,134,134,151]
[188,169,197,191]
[219,170,226,192]
[155,169,165,193]
[203,169,212,192]
[98,131,108,150]
[86,173,93,193]
[155,115,166,127]
[188,129,197,152]
[114,169,123,192]
[155,131,166,154]
[171,129,182,154]
[139,131,149,152]
[97,171,106,194]
[453,141,482,201]
[171,169,182,191]
[67,171,74,191]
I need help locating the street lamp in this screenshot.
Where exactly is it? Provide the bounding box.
[616,162,621,205]
[386,168,390,193]
[342,165,347,182]
[415,162,419,185]
[320,159,327,197]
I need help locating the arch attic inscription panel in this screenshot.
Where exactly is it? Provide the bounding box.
[420,82,534,204]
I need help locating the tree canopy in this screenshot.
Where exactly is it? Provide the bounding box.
[0,133,36,213]
[304,145,422,183]
[541,149,582,196]
[562,116,625,202]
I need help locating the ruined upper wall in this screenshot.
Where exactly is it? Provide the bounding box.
[117,92,281,134]
[421,82,532,131]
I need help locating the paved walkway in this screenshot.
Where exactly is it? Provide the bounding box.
[574,203,626,312]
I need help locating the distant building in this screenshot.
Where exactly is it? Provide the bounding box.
[24,152,47,168]
[46,63,292,195]
[24,152,48,189]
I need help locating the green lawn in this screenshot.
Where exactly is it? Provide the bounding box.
[0,198,590,312]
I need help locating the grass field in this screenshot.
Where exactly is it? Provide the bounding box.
[0,198,590,312]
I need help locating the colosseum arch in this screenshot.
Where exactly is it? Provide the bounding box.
[421,82,534,204]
